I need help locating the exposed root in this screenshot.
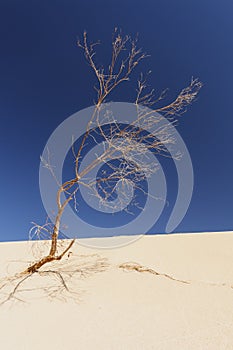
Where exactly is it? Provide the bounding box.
[25,239,75,274]
[0,254,109,306]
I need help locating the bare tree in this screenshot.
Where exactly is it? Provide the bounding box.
[0,30,202,304]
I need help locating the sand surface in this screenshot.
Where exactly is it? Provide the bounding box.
[0,232,233,350]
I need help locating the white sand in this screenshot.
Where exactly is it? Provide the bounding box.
[0,232,233,350]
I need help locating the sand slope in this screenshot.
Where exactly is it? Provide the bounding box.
[0,232,233,350]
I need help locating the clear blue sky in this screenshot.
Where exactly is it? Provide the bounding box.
[0,0,232,241]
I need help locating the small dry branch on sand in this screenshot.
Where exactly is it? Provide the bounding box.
[119,262,190,284]
[119,262,233,290]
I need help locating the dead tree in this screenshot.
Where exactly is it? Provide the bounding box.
[27,29,202,273]
[0,30,202,303]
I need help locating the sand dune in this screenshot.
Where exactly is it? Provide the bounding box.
[0,232,233,350]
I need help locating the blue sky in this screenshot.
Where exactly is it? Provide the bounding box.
[0,0,232,241]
